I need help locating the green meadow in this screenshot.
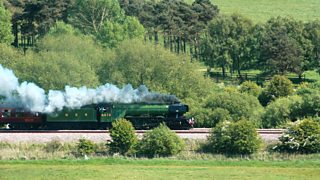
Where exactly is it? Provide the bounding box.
[0,158,319,180]
[186,0,320,22]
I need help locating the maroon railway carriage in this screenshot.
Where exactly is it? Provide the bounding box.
[0,108,43,129]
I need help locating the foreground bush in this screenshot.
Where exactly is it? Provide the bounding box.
[108,119,138,155]
[138,124,185,157]
[44,139,64,153]
[208,120,261,155]
[273,119,320,153]
[77,138,97,156]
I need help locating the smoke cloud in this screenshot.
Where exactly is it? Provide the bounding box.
[0,64,179,113]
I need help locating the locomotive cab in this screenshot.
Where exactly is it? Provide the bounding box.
[98,105,114,123]
[168,104,189,117]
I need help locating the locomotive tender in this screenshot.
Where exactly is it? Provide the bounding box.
[0,103,194,130]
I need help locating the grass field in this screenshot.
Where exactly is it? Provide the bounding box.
[204,68,320,85]
[186,0,320,22]
[0,158,319,179]
[215,0,320,22]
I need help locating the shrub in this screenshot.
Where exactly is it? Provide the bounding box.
[206,108,231,127]
[259,75,293,105]
[240,81,261,97]
[295,82,316,95]
[207,120,261,155]
[44,139,63,153]
[262,98,291,128]
[287,90,320,121]
[293,93,320,119]
[223,86,239,94]
[262,96,302,128]
[138,124,185,157]
[76,138,97,156]
[267,75,294,97]
[258,90,271,106]
[190,108,211,128]
[273,118,320,153]
[204,92,263,126]
[191,108,230,128]
[0,141,11,149]
[108,118,138,155]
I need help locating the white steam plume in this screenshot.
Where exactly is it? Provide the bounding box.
[0,65,19,97]
[0,64,179,113]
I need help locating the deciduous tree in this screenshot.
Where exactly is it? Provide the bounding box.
[258,17,311,77]
[203,14,253,77]
[304,20,320,73]
[5,0,70,47]
[69,0,144,48]
[0,1,14,44]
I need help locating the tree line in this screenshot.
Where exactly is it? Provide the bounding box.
[118,0,320,78]
[1,0,144,50]
[202,15,320,79]
[119,0,218,57]
[1,0,320,78]
[1,0,218,53]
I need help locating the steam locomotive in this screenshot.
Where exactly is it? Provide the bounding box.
[0,103,194,130]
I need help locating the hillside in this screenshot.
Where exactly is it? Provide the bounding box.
[186,0,320,22]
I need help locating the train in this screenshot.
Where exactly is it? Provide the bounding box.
[0,103,194,130]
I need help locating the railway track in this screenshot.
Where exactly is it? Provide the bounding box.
[0,128,285,134]
[0,129,285,143]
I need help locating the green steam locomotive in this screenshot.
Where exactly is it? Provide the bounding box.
[0,103,194,130]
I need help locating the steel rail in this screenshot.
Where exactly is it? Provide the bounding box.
[0,129,285,134]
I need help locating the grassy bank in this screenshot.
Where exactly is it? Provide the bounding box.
[1,140,320,161]
[0,158,319,179]
[1,141,319,179]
